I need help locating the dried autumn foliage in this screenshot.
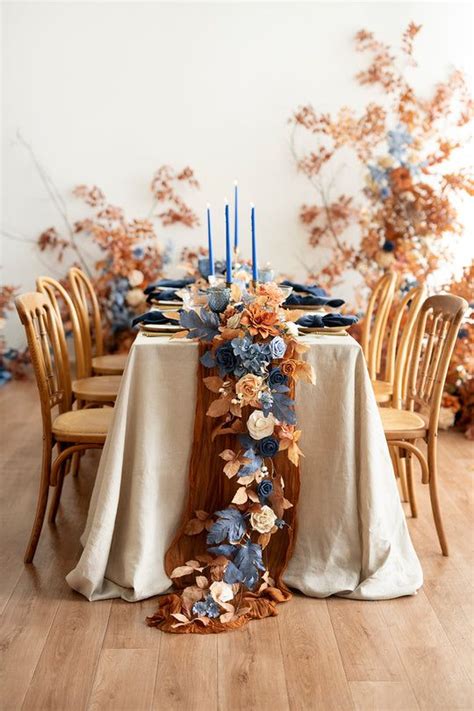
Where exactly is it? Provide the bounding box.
[290,22,473,432]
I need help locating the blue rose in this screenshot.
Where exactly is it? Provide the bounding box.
[270,336,286,359]
[215,343,237,375]
[258,436,279,458]
[268,368,288,389]
[257,479,274,502]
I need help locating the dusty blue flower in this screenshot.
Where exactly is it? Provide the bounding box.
[260,390,274,416]
[192,595,220,619]
[231,336,253,359]
[270,336,286,359]
[257,480,274,504]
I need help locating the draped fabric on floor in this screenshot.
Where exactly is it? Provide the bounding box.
[66,334,422,604]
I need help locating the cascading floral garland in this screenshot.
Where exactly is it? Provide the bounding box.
[147,282,315,633]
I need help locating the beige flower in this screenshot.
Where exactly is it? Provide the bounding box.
[209,580,234,605]
[285,321,299,337]
[236,374,263,406]
[126,287,145,307]
[128,269,144,287]
[247,411,276,440]
[438,406,455,430]
[250,505,277,534]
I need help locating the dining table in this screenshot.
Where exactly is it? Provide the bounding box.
[66,331,423,602]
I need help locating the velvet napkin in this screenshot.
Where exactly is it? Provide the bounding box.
[132,310,180,328]
[145,289,183,304]
[144,277,194,295]
[280,280,329,297]
[284,293,345,308]
[297,313,359,329]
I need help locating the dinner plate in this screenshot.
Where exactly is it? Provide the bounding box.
[138,323,181,333]
[299,325,350,335]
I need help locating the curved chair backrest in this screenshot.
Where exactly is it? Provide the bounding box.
[15,292,73,444]
[361,271,397,380]
[407,294,467,436]
[68,267,104,368]
[386,284,427,408]
[36,276,89,379]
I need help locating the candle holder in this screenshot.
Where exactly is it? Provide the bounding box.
[258,267,275,284]
[207,286,231,313]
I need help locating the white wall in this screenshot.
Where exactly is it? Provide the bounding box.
[2,1,473,345]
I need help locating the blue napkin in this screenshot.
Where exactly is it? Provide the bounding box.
[145,289,183,303]
[297,313,358,328]
[284,293,345,308]
[132,310,180,328]
[280,280,329,297]
[144,277,194,295]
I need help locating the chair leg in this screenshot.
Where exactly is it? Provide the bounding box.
[24,443,51,564]
[405,450,417,518]
[428,437,448,556]
[71,451,81,478]
[48,454,68,524]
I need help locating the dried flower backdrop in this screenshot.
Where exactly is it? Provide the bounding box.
[290,23,473,433]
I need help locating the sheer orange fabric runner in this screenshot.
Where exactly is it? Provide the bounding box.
[147,345,301,633]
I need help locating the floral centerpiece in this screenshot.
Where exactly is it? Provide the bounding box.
[147,282,315,633]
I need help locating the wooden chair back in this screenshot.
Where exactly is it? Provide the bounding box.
[15,292,73,444]
[36,276,89,379]
[361,271,397,379]
[68,267,104,367]
[386,285,427,408]
[406,294,467,435]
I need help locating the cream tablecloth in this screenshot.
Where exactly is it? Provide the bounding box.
[66,333,422,601]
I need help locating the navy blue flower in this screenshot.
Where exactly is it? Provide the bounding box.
[382,240,395,253]
[260,390,273,416]
[192,595,220,619]
[269,368,287,389]
[458,328,468,340]
[257,479,273,502]
[215,342,237,375]
[258,436,279,458]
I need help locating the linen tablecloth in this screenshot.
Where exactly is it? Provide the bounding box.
[66,333,422,601]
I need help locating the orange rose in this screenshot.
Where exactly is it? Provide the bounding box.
[235,374,263,407]
[240,303,280,339]
[280,359,297,377]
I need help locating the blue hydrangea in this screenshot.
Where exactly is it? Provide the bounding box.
[192,595,220,619]
[387,126,412,163]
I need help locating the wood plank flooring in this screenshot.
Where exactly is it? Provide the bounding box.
[1,380,473,711]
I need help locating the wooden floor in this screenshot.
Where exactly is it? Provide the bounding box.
[0,381,473,711]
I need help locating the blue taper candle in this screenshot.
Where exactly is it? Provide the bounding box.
[206,203,215,277]
[225,200,232,284]
[251,203,257,282]
[233,180,238,250]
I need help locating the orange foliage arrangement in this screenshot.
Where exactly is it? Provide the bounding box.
[290,23,473,434]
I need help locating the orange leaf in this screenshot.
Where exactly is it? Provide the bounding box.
[184,518,205,535]
[207,396,231,418]
[258,532,271,550]
[203,376,224,393]
[223,460,242,478]
[219,449,236,461]
[231,486,248,505]
[195,510,210,521]
[195,576,209,589]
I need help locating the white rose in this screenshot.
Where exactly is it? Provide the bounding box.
[128,269,144,287]
[209,580,234,605]
[250,505,277,534]
[285,321,299,337]
[438,406,455,430]
[126,287,145,307]
[247,411,276,440]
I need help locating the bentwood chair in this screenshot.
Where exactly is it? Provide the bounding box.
[15,292,113,563]
[361,271,397,380]
[373,285,427,407]
[36,276,121,406]
[68,267,128,376]
[379,294,467,555]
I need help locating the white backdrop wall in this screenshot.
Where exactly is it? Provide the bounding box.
[2,1,473,345]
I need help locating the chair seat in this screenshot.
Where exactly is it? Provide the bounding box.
[379,407,426,440]
[373,379,393,403]
[92,353,128,375]
[72,375,121,402]
[52,408,113,443]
